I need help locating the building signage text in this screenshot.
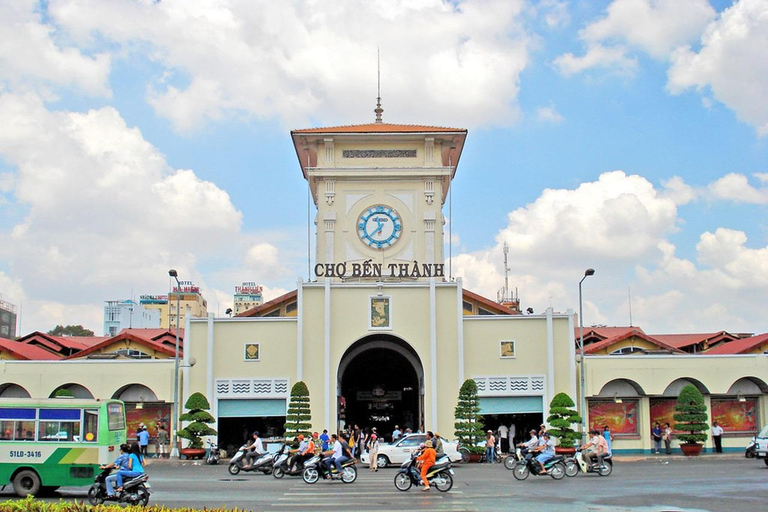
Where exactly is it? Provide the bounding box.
[314,260,444,279]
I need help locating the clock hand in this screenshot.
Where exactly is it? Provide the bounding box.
[375,218,384,234]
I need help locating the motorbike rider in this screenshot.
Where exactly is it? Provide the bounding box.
[241,431,264,469]
[290,434,315,472]
[580,429,609,468]
[415,440,436,491]
[115,443,145,494]
[101,443,131,499]
[532,432,555,474]
[426,431,444,456]
[517,429,539,459]
[323,433,352,477]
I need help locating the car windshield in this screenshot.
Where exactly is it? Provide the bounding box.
[758,425,768,438]
[398,435,425,447]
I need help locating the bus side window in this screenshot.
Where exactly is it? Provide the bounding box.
[84,410,98,442]
[0,421,12,440]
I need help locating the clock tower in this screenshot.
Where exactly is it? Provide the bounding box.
[291,107,467,281]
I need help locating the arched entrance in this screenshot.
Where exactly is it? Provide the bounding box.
[338,335,423,439]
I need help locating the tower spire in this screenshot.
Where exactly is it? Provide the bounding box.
[374,48,383,123]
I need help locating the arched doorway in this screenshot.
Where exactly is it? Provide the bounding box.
[338,335,423,440]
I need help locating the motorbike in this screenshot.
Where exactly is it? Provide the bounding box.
[206,439,220,465]
[745,437,756,458]
[228,444,275,475]
[570,449,612,476]
[510,453,566,480]
[394,453,454,492]
[301,454,358,484]
[504,447,532,470]
[87,467,151,506]
[272,444,305,478]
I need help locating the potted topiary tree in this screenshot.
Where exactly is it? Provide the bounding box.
[547,392,582,454]
[284,381,312,439]
[178,392,217,459]
[454,379,485,462]
[673,384,709,456]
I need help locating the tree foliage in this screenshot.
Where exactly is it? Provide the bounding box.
[454,379,485,454]
[178,392,217,449]
[53,388,74,397]
[284,381,312,438]
[546,392,582,447]
[47,324,95,337]
[673,384,709,445]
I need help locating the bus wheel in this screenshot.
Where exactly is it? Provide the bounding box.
[13,470,41,497]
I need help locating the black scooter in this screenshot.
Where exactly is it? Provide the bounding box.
[87,467,151,506]
[394,453,454,492]
[511,454,566,480]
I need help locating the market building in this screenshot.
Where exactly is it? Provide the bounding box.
[0,109,765,454]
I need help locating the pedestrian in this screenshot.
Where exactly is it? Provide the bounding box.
[392,425,402,442]
[663,423,672,454]
[508,422,516,450]
[712,421,723,453]
[498,424,509,454]
[157,423,169,459]
[652,422,663,454]
[367,432,380,472]
[319,429,330,451]
[602,425,613,455]
[485,430,496,463]
[137,423,150,458]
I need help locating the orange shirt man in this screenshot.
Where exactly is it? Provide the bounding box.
[416,440,436,491]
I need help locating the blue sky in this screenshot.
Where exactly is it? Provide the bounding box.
[0,0,766,336]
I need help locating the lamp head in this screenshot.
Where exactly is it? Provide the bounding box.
[168,269,178,278]
[584,268,595,277]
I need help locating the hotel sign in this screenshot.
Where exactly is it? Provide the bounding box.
[314,260,445,279]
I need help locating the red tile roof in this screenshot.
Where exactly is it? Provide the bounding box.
[291,123,466,134]
[652,331,736,350]
[463,289,517,315]
[704,333,768,355]
[584,328,683,354]
[0,337,62,360]
[237,290,298,317]
[577,326,646,341]
[64,331,180,360]
[16,332,109,353]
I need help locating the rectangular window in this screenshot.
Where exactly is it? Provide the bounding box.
[0,408,36,420]
[39,420,80,442]
[83,410,98,443]
[500,340,516,358]
[107,403,126,431]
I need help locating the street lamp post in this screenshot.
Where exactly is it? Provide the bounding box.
[578,268,595,443]
[168,269,182,458]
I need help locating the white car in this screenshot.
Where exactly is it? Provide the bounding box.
[360,433,463,468]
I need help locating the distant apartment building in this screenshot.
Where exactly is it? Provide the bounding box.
[0,298,18,339]
[103,299,161,336]
[233,282,263,315]
[140,281,208,329]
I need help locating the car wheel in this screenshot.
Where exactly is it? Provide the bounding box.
[459,447,470,464]
[12,470,41,497]
[394,472,412,491]
[512,462,529,481]
[433,471,454,492]
[376,454,390,469]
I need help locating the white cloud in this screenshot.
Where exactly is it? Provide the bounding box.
[46,0,532,131]
[0,92,251,332]
[0,1,111,97]
[706,173,768,204]
[452,170,768,333]
[554,0,714,75]
[668,0,768,136]
[535,102,564,123]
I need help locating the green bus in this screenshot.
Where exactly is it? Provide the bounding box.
[0,398,127,496]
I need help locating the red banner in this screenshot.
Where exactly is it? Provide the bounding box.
[711,399,758,432]
[649,398,677,431]
[125,403,172,441]
[588,401,638,435]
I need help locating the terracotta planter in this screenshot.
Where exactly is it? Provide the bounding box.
[468,453,483,463]
[679,443,703,457]
[180,447,206,460]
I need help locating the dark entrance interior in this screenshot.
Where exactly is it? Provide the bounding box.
[217,416,285,456]
[340,346,420,441]
[482,412,543,453]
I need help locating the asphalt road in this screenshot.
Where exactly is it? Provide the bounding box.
[4,455,767,512]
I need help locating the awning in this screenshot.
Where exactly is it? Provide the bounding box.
[479,396,543,415]
[218,399,286,418]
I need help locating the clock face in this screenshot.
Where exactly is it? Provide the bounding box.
[358,205,402,249]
